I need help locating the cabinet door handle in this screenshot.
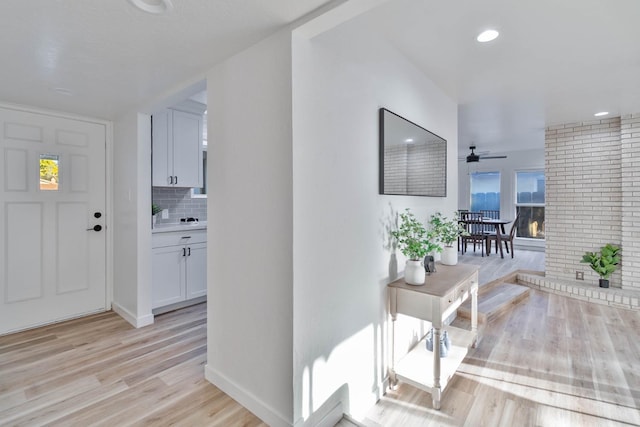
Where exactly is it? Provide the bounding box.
[174,175,178,185]
[188,247,191,256]
[182,248,186,257]
[168,176,173,185]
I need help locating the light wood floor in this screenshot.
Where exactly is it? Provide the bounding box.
[361,251,640,427]
[457,246,545,285]
[5,250,637,427]
[0,303,266,427]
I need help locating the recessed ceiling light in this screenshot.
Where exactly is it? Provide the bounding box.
[127,0,173,14]
[477,29,499,43]
[594,111,609,117]
[404,138,414,143]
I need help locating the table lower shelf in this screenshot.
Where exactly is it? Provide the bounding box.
[393,326,476,393]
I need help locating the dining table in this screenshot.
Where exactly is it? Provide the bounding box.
[461,217,513,259]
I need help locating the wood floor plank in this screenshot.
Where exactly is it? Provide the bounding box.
[2,249,639,427]
[364,250,640,427]
[0,302,266,427]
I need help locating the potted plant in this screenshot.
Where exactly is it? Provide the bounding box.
[152,203,162,228]
[391,209,440,285]
[429,211,468,266]
[580,243,621,288]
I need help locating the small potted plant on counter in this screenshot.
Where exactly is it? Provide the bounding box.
[391,209,440,285]
[152,203,162,228]
[581,243,621,288]
[429,211,468,266]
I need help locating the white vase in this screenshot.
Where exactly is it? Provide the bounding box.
[441,245,458,266]
[404,260,426,285]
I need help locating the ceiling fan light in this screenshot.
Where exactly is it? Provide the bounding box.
[466,154,480,163]
[477,29,499,43]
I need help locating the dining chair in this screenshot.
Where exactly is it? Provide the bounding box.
[457,209,469,251]
[460,211,487,256]
[487,212,520,258]
[480,209,500,234]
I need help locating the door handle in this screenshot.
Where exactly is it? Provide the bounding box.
[187,247,191,256]
[183,248,186,257]
[87,225,102,232]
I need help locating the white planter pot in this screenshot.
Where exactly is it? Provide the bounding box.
[441,245,458,266]
[404,260,426,285]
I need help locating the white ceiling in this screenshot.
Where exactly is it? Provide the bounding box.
[1,0,639,154]
[0,0,332,119]
[367,0,640,154]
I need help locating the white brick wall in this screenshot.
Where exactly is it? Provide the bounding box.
[518,272,640,310]
[383,145,408,193]
[383,142,446,195]
[621,113,640,291]
[545,117,623,286]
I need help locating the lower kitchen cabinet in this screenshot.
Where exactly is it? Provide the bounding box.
[152,229,206,309]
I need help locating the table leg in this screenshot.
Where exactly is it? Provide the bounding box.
[471,285,478,347]
[389,290,398,390]
[432,327,441,409]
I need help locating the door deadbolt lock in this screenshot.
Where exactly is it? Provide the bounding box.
[94,212,102,218]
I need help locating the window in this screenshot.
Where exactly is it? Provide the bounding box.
[515,171,545,239]
[470,171,500,212]
[40,154,59,191]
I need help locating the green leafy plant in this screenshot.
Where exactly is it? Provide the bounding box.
[152,203,162,216]
[391,209,440,260]
[581,243,621,279]
[429,211,469,248]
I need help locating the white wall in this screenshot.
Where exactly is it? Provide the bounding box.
[205,29,294,427]
[112,112,153,327]
[292,15,458,424]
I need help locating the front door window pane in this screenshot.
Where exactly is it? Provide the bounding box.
[40,154,59,191]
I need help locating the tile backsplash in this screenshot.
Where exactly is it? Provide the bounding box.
[152,187,207,224]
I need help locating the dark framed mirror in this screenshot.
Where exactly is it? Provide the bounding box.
[379,108,447,197]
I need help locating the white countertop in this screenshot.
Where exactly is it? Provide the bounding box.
[152,221,207,233]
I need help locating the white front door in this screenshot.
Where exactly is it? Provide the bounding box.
[0,106,107,335]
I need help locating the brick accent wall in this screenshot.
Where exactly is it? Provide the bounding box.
[383,145,408,193]
[407,142,446,196]
[383,142,446,195]
[621,114,640,291]
[545,117,623,286]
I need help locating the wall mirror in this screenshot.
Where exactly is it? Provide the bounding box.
[379,108,447,197]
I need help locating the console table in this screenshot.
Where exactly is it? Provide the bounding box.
[388,263,479,409]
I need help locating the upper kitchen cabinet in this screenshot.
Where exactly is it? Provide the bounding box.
[152,100,206,187]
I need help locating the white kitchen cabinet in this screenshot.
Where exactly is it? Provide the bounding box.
[152,101,205,188]
[152,229,207,309]
[185,242,207,300]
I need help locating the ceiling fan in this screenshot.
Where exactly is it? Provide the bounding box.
[465,145,507,163]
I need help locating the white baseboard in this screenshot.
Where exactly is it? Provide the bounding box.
[204,364,292,427]
[314,402,344,427]
[112,302,154,328]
